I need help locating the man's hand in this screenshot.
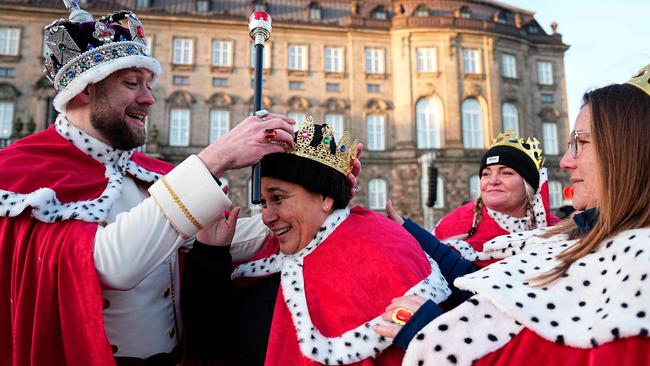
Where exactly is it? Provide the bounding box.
[198,113,295,177]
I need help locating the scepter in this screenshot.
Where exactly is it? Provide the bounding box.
[249,11,272,204]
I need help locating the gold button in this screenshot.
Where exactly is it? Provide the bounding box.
[168,328,175,338]
[102,298,110,310]
[111,345,118,354]
[163,288,171,298]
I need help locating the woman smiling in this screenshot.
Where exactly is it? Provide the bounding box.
[182,119,450,365]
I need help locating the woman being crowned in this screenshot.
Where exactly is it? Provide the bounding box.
[181,118,450,365]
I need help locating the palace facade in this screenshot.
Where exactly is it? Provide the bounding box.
[0,0,570,228]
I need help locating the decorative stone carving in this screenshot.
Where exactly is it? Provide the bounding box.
[538,107,561,122]
[166,90,196,107]
[287,96,311,110]
[208,92,233,108]
[321,97,348,113]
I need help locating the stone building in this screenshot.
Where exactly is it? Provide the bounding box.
[0,0,570,228]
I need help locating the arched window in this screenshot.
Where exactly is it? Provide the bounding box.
[368,178,387,210]
[502,103,519,134]
[414,4,428,17]
[209,109,229,143]
[366,114,385,150]
[548,180,563,209]
[460,6,471,19]
[461,99,484,148]
[542,122,559,155]
[372,5,388,20]
[169,109,190,146]
[469,174,480,200]
[308,1,322,20]
[0,101,14,138]
[416,97,442,149]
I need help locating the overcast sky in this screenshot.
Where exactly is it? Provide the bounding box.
[504,0,650,129]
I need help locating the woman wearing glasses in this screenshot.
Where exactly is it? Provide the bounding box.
[375,65,650,365]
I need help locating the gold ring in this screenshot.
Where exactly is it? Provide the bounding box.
[391,307,413,325]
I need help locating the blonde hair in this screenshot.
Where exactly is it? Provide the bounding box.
[535,84,650,285]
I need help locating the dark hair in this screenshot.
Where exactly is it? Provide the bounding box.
[260,124,351,209]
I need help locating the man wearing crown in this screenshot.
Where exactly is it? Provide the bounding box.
[0,3,296,365]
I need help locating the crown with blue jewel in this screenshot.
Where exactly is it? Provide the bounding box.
[43,1,161,112]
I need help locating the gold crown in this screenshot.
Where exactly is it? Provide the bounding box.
[625,64,650,97]
[289,116,358,175]
[489,131,544,170]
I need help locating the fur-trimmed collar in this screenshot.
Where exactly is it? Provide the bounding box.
[404,227,650,365]
[0,115,162,223]
[233,208,451,365]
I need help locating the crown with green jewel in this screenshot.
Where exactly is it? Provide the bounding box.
[625,64,650,97]
[489,131,544,170]
[290,116,358,175]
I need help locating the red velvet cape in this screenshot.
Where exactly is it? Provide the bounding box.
[0,126,173,365]
[258,207,435,365]
[475,328,650,366]
[434,181,560,267]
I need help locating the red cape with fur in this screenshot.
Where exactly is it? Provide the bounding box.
[0,126,172,365]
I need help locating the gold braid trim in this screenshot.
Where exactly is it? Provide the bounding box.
[161,176,204,231]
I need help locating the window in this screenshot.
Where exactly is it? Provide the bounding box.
[460,6,471,19]
[501,53,517,78]
[324,113,344,141]
[288,112,306,131]
[173,76,189,85]
[416,48,437,73]
[548,180,563,209]
[461,99,484,148]
[462,49,480,74]
[209,110,229,143]
[501,103,519,134]
[169,108,190,146]
[0,101,13,138]
[212,40,232,67]
[537,61,553,85]
[196,0,209,12]
[253,1,268,12]
[308,2,322,20]
[0,67,14,78]
[367,84,380,93]
[365,48,384,74]
[249,43,271,69]
[172,38,193,65]
[324,47,344,73]
[542,122,559,155]
[368,179,387,210]
[0,28,19,56]
[541,93,554,104]
[421,175,444,209]
[136,0,150,7]
[289,81,304,90]
[213,77,228,87]
[416,97,442,149]
[415,5,428,17]
[288,44,308,71]
[372,6,388,20]
[326,83,340,92]
[469,174,480,200]
[366,115,385,151]
[496,12,507,24]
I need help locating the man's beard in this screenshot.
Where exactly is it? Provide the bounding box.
[90,91,146,151]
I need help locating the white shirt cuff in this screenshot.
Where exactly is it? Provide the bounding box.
[149,155,231,239]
